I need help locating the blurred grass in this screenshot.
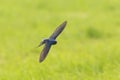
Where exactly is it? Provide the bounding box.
[0,0,120,80]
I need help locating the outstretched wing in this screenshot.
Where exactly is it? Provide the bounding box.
[39,43,52,62]
[49,21,67,39]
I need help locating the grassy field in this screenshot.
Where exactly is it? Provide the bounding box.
[0,0,120,80]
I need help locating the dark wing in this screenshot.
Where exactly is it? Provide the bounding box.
[49,21,67,39]
[39,43,52,62]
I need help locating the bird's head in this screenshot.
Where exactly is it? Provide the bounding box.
[38,39,49,47]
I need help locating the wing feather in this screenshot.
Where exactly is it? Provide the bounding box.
[39,43,51,62]
[49,21,67,39]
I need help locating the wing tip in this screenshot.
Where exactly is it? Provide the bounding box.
[63,20,67,25]
[39,58,44,63]
[60,20,67,28]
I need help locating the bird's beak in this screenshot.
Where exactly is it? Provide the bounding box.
[37,41,45,48]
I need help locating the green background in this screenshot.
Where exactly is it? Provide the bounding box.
[0,0,120,80]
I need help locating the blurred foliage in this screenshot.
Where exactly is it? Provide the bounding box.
[0,0,120,80]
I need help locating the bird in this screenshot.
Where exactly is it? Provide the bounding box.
[38,21,67,63]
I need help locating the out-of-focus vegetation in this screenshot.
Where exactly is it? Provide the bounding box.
[0,0,120,80]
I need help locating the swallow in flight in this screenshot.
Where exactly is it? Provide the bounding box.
[38,21,67,62]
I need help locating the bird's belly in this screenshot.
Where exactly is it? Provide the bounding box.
[49,40,57,45]
[51,41,57,45]
[53,41,57,45]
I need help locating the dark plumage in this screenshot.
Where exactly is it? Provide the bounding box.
[38,21,67,63]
